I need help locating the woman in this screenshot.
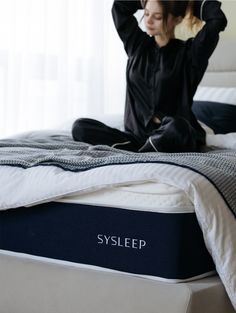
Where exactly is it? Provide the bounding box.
[72,0,227,153]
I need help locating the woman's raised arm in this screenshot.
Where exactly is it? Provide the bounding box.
[190,0,227,70]
[112,0,148,57]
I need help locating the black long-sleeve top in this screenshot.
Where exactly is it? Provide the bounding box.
[112,0,227,145]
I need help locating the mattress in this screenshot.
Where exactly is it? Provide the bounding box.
[0,181,215,282]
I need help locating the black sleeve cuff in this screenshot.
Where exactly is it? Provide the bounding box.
[193,0,204,20]
[113,0,143,13]
[193,0,227,24]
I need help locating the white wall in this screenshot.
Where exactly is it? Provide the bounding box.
[221,0,236,40]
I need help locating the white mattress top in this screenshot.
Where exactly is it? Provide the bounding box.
[57,180,194,213]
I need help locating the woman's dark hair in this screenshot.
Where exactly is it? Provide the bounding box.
[147,0,189,17]
[141,0,201,32]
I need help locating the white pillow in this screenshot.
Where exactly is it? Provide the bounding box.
[194,87,236,105]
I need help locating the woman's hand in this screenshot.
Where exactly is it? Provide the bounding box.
[152,116,161,124]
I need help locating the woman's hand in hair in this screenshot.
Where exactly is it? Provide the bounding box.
[152,116,161,124]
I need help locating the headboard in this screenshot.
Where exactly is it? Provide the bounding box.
[200,40,236,87]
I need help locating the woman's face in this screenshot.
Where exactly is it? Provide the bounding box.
[144,0,179,38]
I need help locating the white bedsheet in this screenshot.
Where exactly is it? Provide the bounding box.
[207,132,236,149]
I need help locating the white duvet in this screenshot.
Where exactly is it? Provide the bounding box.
[0,130,236,309]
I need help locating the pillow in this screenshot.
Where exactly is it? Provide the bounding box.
[192,101,236,134]
[193,87,236,105]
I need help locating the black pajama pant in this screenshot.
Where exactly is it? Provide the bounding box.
[72,118,142,152]
[72,117,201,153]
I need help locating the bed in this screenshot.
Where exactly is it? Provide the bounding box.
[0,40,236,313]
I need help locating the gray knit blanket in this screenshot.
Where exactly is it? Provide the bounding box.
[0,134,236,217]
